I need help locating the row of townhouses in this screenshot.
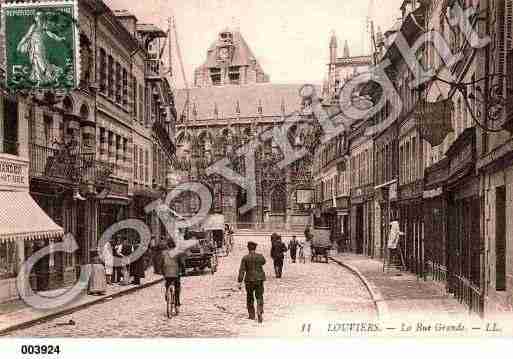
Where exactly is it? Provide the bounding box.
[313,0,513,317]
[0,0,177,303]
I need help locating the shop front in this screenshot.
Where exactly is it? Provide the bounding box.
[99,181,131,251]
[423,157,449,284]
[0,155,64,303]
[350,187,374,256]
[398,180,424,275]
[334,197,350,252]
[444,127,483,315]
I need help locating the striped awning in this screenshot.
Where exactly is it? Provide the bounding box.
[0,191,64,243]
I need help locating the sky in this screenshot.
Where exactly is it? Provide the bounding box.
[105,0,404,89]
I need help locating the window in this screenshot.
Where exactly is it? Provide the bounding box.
[122,68,128,107]
[108,56,114,98]
[138,84,144,124]
[139,148,144,181]
[229,66,240,84]
[145,150,149,183]
[115,135,121,164]
[2,98,18,155]
[412,137,417,181]
[115,62,122,104]
[0,241,17,279]
[134,145,138,181]
[99,48,106,93]
[145,85,150,126]
[44,114,53,147]
[123,138,128,163]
[399,145,404,184]
[210,68,221,85]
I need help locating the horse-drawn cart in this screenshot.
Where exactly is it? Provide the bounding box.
[311,227,331,263]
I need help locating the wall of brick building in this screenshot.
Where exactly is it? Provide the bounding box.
[483,166,513,314]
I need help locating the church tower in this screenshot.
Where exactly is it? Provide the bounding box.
[193,29,270,88]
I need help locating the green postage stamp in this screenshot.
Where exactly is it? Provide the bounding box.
[2,0,80,91]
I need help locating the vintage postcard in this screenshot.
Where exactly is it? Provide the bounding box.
[0,0,512,351]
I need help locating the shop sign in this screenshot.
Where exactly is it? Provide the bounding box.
[0,155,29,190]
[2,0,80,91]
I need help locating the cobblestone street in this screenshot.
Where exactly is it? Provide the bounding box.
[7,236,376,338]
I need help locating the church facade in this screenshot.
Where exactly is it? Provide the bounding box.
[174,29,317,230]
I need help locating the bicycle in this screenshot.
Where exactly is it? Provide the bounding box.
[165,281,177,318]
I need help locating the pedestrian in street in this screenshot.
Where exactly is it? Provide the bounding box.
[156,240,185,313]
[131,242,146,286]
[113,238,123,284]
[304,225,313,241]
[270,233,288,278]
[300,236,313,263]
[89,252,107,295]
[120,239,132,285]
[288,235,299,263]
[238,241,266,322]
[102,240,114,285]
[387,220,405,266]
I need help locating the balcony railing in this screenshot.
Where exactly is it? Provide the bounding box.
[30,143,115,184]
[30,143,73,180]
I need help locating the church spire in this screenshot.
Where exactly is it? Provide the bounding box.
[343,40,350,58]
[329,30,337,64]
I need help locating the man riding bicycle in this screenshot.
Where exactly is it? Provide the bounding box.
[156,240,185,314]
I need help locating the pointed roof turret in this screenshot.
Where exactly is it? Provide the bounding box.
[330,30,337,48]
[343,40,350,58]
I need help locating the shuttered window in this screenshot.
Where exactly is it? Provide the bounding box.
[134,145,138,181]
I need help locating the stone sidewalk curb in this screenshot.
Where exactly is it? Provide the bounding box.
[329,256,389,321]
[0,277,164,337]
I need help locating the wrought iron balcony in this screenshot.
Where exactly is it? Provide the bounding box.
[152,120,175,157]
[30,143,114,184]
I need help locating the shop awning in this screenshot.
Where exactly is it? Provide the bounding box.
[0,191,64,243]
[101,195,131,206]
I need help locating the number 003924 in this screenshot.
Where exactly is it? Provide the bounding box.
[21,345,61,355]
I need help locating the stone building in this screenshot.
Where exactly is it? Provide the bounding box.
[174,29,314,230]
[0,0,176,301]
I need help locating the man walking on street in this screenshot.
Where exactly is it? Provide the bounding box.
[289,236,299,263]
[270,233,288,278]
[238,241,266,323]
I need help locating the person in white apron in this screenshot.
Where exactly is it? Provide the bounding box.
[301,238,312,263]
[89,254,107,295]
[387,221,405,265]
[103,241,114,285]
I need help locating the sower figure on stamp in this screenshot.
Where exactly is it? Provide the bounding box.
[238,241,266,323]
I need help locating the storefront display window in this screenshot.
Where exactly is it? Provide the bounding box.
[0,241,17,279]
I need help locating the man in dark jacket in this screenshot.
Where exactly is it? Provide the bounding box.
[270,233,288,278]
[289,236,299,263]
[238,241,266,322]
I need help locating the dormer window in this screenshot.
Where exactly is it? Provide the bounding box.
[220,32,233,41]
[229,66,240,85]
[210,68,221,86]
